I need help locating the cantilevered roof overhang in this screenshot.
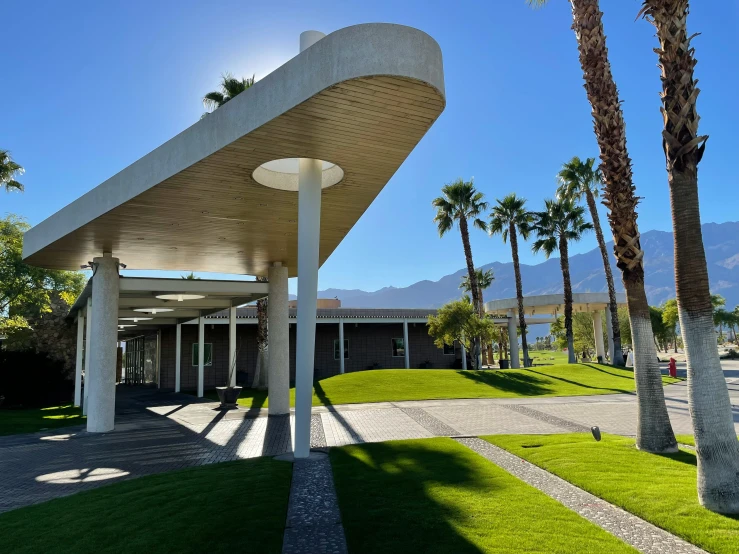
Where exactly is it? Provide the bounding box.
[22,24,446,276]
[484,292,627,317]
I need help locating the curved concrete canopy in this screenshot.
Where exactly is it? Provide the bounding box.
[484,292,627,317]
[22,24,445,277]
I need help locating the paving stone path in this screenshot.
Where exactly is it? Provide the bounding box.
[456,437,706,554]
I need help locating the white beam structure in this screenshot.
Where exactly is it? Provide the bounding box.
[83,297,92,414]
[175,323,182,393]
[507,311,520,369]
[74,310,85,407]
[338,319,345,375]
[228,305,237,387]
[197,312,205,398]
[268,262,289,415]
[403,319,410,369]
[87,253,120,433]
[605,305,616,364]
[592,311,606,362]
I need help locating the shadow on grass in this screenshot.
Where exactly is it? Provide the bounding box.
[579,363,635,380]
[524,368,632,394]
[331,440,487,553]
[457,370,554,396]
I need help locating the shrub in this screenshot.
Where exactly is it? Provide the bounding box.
[0,350,73,408]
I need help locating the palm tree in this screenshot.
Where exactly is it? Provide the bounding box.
[557,157,624,366]
[489,194,533,367]
[530,198,592,364]
[0,150,24,194]
[180,272,199,280]
[433,178,488,368]
[640,0,739,513]
[527,0,678,455]
[202,73,255,116]
[459,268,494,313]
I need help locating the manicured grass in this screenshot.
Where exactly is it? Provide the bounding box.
[0,404,85,436]
[330,437,635,553]
[0,457,292,554]
[676,434,739,447]
[484,434,739,554]
[207,363,680,409]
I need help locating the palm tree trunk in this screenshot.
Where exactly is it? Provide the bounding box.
[585,189,624,365]
[509,224,530,367]
[459,217,481,369]
[252,277,269,389]
[558,236,576,364]
[568,0,677,454]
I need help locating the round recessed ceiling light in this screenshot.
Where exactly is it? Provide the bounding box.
[118,324,136,329]
[133,308,174,314]
[119,317,153,322]
[155,294,206,302]
[252,158,344,191]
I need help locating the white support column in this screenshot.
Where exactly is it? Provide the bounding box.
[87,253,119,433]
[460,339,467,370]
[175,323,182,393]
[339,319,345,375]
[592,311,606,362]
[229,304,237,387]
[403,319,410,369]
[508,311,520,369]
[83,297,93,414]
[73,311,85,407]
[605,305,616,364]
[156,330,161,388]
[197,312,205,397]
[268,263,290,415]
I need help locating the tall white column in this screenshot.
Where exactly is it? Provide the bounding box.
[268,263,289,415]
[87,253,119,433]
[197,312,205,397]
[83,297,92,414]
[403,319,410,369]
[175,323,182,392]
[461,339,467,370]
[592,311,606,362]
[229,305,237,387]
[605,305,616,363]
[73,311,85,407]
[339,319,345,375]
[508,311,520,369]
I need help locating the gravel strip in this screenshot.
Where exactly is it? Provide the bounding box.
[282,453,347,554]
[311,414,327,448]
[456,437,706,554]
[399,407,459,436]
[502,404,591,433]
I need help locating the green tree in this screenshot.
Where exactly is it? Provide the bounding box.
[203,73,255,116]
[489,193,533,367]
[530,197,592,364]
[649,305,671,352]
[432,178,488,368]
[662,299,680,353]
[427,300,496,369]
[556,156,624,365]
[180,272,200,280]
[0,150,24,194]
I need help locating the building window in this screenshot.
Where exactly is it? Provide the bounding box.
[443,342,455,355]
[192,343,213,366]
[334,339,349,360]
[392,338,405,357]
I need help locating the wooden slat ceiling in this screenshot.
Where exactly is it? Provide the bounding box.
[24,75,445,277]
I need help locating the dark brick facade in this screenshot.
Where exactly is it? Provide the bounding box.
[154,321,457,392]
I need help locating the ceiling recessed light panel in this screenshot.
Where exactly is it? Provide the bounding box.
[155,294,206,302]
[252,158,344,191]
[133,308,174,314]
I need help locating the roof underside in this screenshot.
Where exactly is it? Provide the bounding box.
[22,24,445,277]
[484,292,627,317]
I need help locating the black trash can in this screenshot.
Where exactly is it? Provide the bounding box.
[499,359,510,369]
[597,355,603,364]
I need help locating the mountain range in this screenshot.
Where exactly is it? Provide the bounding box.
[318,221,739,310]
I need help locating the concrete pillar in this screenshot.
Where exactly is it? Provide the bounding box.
[87,253,119,433]
[605,305,616,363]
[83,297,92,414]
[156,330,161,388]
[175,323,182,392]
[74,310,85,407]
[339,318,345,375]
[461,336,467,370]
[592,311,606,362]
[197,312,205,397]
[508,311,520,369]
[268,263,290,415]
[229,305,237,387]
[403,319,410,369]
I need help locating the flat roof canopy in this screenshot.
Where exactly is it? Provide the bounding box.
[484,292,627,317]
[23,24,445,277]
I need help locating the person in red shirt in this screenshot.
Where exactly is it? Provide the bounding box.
[668,357,677,378]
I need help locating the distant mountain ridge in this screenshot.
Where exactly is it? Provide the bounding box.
[319,221,739,310]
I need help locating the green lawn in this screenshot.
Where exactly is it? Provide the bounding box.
[484,434,739,554]
[204,363,680,409]
[330,437,635,553]
[676,434,739,447]
[0,457,292,554]
[0,404,85,436]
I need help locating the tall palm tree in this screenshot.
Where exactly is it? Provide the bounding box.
[640,0,739,513]
[0,150,24,194]
[433,178,488,369]
[528,0,678,455]
[530,198,592,364]
[489,194,533,367]
[202,73,255,116]
[557,157,624,366]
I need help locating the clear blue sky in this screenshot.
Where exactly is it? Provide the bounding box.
[3,0,737,295]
